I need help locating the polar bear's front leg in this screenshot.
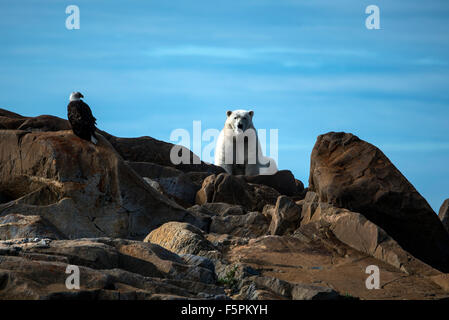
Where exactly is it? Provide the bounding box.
[215,130,233,174]
[258,156,278,175]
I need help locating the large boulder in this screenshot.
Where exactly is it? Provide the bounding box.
[308,132,449,272]
[0,129,203,240]
[195,173,280,212]
[439,199,449,233]
[143,222,216,256]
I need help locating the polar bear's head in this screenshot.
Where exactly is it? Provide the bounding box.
[225,109,254,135]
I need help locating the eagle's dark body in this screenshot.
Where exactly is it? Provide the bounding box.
[67,100,97,142]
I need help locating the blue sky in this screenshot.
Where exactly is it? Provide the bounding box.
[1,0,448,212]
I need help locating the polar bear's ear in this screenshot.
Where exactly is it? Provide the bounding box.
[226,110,233,117]
[249,110,254,118]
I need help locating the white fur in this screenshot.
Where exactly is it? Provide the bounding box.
[69,92,83,102]
[215,110,278,176]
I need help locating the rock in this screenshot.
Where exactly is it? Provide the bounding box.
[242,170,299,196]
[300,191,441,275]
[299,191,320,225]
[438,199,449,233]
[191,203,247,217]
[127,161,184,178]
[127,161,212,207]
[180,254,216,274]
[226,233,449,300]
[99,130,225,175]
[187,203,249,234]
[309,132,449,272]
[326,209,439,275]
[246,183,282,212]
[294,180,306,200]
[210,211,269,238]
[265,196,302,236]
[205,233,250,249]
[0,109,25,118]
[0,130,203,240]
[0,237,224,299]
[0,107,222,180]
[0,109,70,132]
[0,214,65,240]
[0,109,28,130]
[235,275,341,300]
[430,273,449,292]
[17,115,72,132]
[196,174,250,206]
[290,283,341,300]
[196,173,280,212]
[143,177,165,194]
[144,222,216,256]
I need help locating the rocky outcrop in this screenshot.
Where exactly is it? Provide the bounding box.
[299,194,439,275]
[0,237,223,299]
[439,199,449,233]
[0,107,223,180]
[98,130,224,175]
[1,110,449,300]
[0,109,70,132]
[226,232,449,300]
[0,129,203,240]
[309,132,449,272]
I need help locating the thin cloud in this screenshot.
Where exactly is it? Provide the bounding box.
[278,143,313,151]
[146,46,373,59]
[380,142,449,152]
[412,58,449,66]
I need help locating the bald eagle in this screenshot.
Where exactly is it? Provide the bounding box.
[67,92,98,144]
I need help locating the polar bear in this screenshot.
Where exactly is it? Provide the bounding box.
[214,109,278,176]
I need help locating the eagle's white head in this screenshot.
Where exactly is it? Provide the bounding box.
[69,92,84,102]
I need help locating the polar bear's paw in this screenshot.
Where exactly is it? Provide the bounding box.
[258,156,278,175]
